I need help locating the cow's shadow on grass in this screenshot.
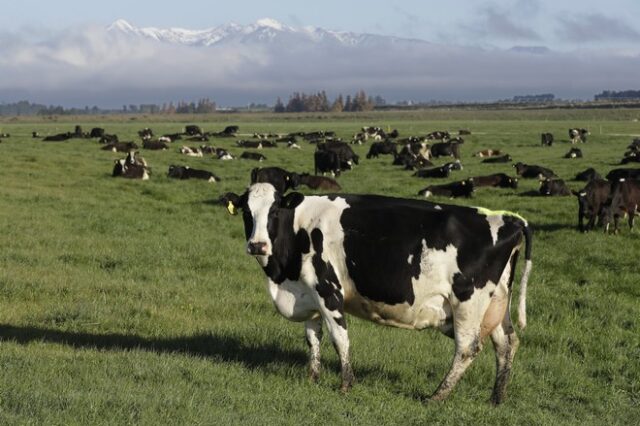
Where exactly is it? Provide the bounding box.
[0,324,400,384]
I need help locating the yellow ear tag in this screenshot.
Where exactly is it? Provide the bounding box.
[227,201,237,215]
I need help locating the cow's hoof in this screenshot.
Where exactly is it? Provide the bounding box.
[339,382,352,394]
[308,371,320,384]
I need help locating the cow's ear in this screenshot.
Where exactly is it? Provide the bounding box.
[250,168,259,183]
[281,192,304,209]
[220,192,242,215]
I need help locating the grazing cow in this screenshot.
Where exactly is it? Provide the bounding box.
[90,128,105,138]
[167,165,220,182]
[366,141,397,159]
[179,146,203,157]
[564,147,583,159]
[112,159,149,180]
[250,167,300,193]
[418,179,475,198]
[222,183,532,403]
[482,155,512,164]
[102,141,138,152]
[314,150,341,176]
[575,168,601,181]
[298,173,342,191]
[600,179,640,233]
[185,125,203,136]
[413,165,451,179]
[474,149,502,158]
[43,132,72,142]
[513,162,557,179]
[138,128,154,140]
[572,179,611,232]
[430,141,461,159]
[458,129,471,135]
[318,141,359,170]
[240,152,266,161]
[540,133,554,146]
[569,128,589,144]
[539,179,571,196]
[142,140,170,150]
[605,168,640,181]
[472,173,518,189]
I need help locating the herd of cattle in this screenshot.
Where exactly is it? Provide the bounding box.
[28,123,640,234]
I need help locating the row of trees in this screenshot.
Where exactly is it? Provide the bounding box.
[594,90,640,101]
[274,91,384,113]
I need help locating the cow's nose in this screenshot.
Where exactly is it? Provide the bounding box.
[247,242,268,255]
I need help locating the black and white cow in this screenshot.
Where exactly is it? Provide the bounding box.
[418,178,475,198]
[472,174,518,189]
[240,152,267,161]
[250,167,300,193]
[569,128,589,144]
[102,141,139,152]
[167,165,220,182]
[564,147,583,159]
[314,150,341,176]
[222,183,532,404]
[185,125,203,136]
[540,133,554,146]
[112,159,149,180]
[215,148,234,160]
[179,146,203,157]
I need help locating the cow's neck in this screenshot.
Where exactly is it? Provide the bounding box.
[261,209,302,284]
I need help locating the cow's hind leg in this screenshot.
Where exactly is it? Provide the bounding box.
[305,318,323,382]
[489,312,519,404]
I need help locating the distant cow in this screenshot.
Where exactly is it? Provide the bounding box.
[215,148,234,160]
[314,150,341,176]
[458,129,471,135]
[472,173,518,189]
[32,131,41,138]
[162,133,183,142]
[620,152,640,164]
[112,159,149,180]
[186,135,209,142]
[167,165,220,182]
[473,149,502,158]
[90,128,105,138]
[564,147,583,159]
[482,154,512,164]
[318,141,359,170]
[541,133,554,146]
[569,128,589,144]
[142,140,170,150]
[442,160,463,171]
[572,179,611,232]
[185,125,203,136]
[99,134,119,144]
[605,168,640,181]
[513,162,557,179]
[366,141,397,159]
[426,131,450,141]
[240,152,266,161]
[221,125,239,135]
[236,140,264,149]
[179,146,203,157]
[298,173,342,191]
[102,141,138,152]
[413,165,451,179]
[430,141,461,159]
[138,128,154,140]
[43,132,72,142]
[418,178,474,198]
[250,167,300,193]
[539,179,571,196]
[600,179,640,233]
[575,168,601,181]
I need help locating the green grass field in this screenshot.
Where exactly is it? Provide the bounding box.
[0,110,639,425]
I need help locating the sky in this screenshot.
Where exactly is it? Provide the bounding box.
[1,0,639,106]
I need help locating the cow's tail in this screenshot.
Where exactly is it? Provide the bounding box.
[517,223,533,330]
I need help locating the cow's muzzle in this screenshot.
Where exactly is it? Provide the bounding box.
[247,241,268,256]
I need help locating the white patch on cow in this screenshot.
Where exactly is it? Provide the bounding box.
[208,176,216,183]
[220,154,233,160]
[485,214,505,245]
[407,254,413,264]
[423,191,432,198]
[141,169,149,180]
[247,183,277,264]
[266,278,318,321]
[435,205,442,210]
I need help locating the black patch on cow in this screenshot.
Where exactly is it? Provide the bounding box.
[310,229,345,326]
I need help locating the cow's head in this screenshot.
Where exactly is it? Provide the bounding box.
[222,183,305,264]
[509,177,519,189]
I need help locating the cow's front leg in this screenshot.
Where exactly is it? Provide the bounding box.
[305,317,323,382]
[321,311,353,393]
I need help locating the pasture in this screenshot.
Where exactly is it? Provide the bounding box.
[0,110,639,424]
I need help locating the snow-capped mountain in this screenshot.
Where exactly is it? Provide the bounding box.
[106,18,427,48]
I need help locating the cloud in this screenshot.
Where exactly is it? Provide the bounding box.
[463,6,541,41]
[0,23,639,106]
[556,13,640,42]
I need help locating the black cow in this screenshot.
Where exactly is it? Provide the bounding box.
[99,134,119,144]
[314,150,341,176]
[185,125,203,136]
[575,168,601,181]
[413,165,451,179]
[298,174,342,191]
[482,155,512,164]
[472,173,518,189]
[605,168,640,181]
[430,141,461,159]
[541,133,554,146]
[564,147,583,159]
[167,165,220,182]
[222,183,532,404]
[366,141,397,159]
[237,140,264,149]
[43,132,72,142]
[620,152,640,164]
[162,133,183,142]
[102,142,138,152]
[600,179,640,233]
[572,179,611,232]
[318,141,359,169]
[142,140,170,150]
[443,160,463,171]
[458,129,471,135]
[418,179,475,198]
[217,125,239,136]
[250,167,300,193]
[513,162,557,179]
[240,152,266,161]
[90,128,105,138]
[539,179,571,196]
